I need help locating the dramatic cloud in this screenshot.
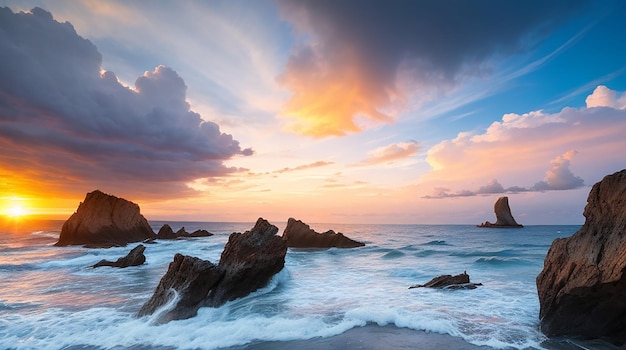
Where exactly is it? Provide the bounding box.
[424,151,584,198]
[0,7,251,197]
[357,141,420,166]
[277,0,588,136]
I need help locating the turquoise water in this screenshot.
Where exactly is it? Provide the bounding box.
[0,221,582,349]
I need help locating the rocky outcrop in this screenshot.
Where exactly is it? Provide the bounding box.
[409,271,482,290]
[155,224,213,240]
[282,218,365,248]
[92,244,146,268]
[56,190,156,247]
[138,218,287,323]
[537,169,626,345]
[477,196,523,228]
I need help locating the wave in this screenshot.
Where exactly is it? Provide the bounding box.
[473,257,531,267]
[381,250,406,259]
[451,249,517,258]
[421,240,450,246]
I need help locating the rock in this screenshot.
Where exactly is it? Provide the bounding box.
[477,196,523,228]
[155,224,214,240]
[156,224,178,239]
[282,218,365,248]
[56,190,156,247]
[536,169,626,345]
[137,253,222,323]
[409,271,482,289]
[92,244,146,268]
[138,218,287,322]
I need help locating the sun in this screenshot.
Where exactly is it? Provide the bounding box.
[6,204,27,218]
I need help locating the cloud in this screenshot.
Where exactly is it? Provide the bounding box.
[424,151,585,198]
[274,160,334,174]
[532,150,584,191]
[585,85,626,109]
[424,86,626,188]
[276,0,588,136]
[356,141,420,166]
[0,7,251,198]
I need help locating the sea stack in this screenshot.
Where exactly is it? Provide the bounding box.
[282,218,365,248]
[536,169,626,345]
[56,190,155,247]
[138,218,287,323]
[477,196,523,228]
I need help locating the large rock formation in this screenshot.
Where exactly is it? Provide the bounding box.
[537,169,626,345]
[92,244,146,268]
[409,271,482,290]
[56,190,155,247]
[282,218,365,248]
[155,224,213,240]
[477,196,523,228]
[138,218,287,323]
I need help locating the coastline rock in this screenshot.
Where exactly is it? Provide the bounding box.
[282,218,365,248]
[477,196,523,228]
[156,224,214,240]
[56,190,155,247]
[138,218,287,322]
[409,271,482,290]
[92,244,146,268]
[537,169,626,345]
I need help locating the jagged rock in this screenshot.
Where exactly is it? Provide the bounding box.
[477,196,523,228]
[409,271,482,290]
[138,253,221,322]
[156,224,178,239]
[56,190,155,247]
[537,169,626,345]
[155,224,214,240]
[138,218,287,322]
[282,218,365,248]
[92,244,146,268]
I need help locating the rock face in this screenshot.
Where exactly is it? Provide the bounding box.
[409,272,482,290]
[155,224,213,240]
[56,190,155,247]
[537,169,626,345]
[138,218,287,322]
[282,218,365,248]
[477,196,523,228]
[92,244,146,268]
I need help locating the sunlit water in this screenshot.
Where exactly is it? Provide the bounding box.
[0,220,585,349]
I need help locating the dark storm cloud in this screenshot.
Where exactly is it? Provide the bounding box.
[277,0,589,136]
[0,7,252,197]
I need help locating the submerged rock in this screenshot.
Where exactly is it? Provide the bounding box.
[537,169,626,345]
[156,224,214,240]
[56,190,156,247]
[282,218,365,248]
[409,272,482,290]
[92,244,146,268]
[138,218,287,322]
[477,196,523,228]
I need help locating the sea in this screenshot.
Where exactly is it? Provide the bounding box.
[0,220,618,349]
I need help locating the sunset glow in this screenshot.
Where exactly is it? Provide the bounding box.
[0,2,624,224]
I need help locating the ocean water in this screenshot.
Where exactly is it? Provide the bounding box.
[0,220,594,349]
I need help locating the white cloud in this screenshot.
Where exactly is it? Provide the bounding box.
[585,85,626,109]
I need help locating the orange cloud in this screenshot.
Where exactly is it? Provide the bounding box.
[278,48,394,137]
[356,141,420,166]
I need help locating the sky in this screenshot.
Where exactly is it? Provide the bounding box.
[0,0,625,225]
